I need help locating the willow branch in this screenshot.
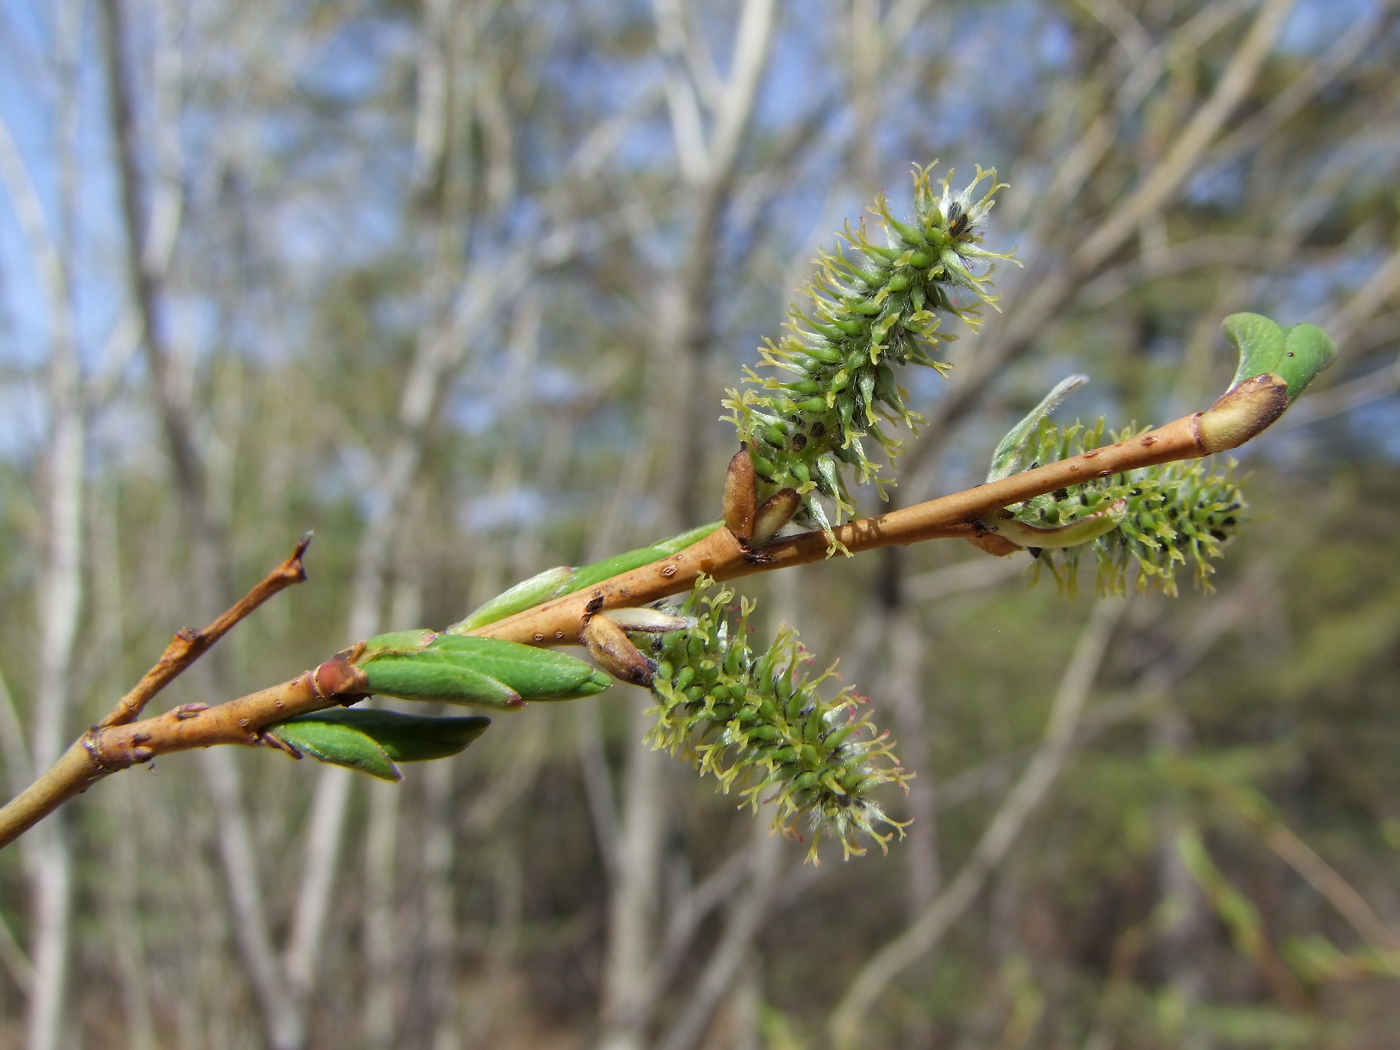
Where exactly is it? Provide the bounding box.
[472,400,1246,645]
[0,535,332,850]
[0,653,366,852]
[98,533,314,728]
[0,377,1285,851]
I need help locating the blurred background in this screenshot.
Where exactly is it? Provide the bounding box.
[2,0,1399,1047]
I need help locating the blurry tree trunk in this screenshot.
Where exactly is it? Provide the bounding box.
[0,41,84,1050]
[20,195,82,1050]
[599,691,671,1050]
[100,1,307,1043]
[597,5,778,1048]
[1152,704,1210,1042]
[832,599,1127,1049]
[879,550,940,1050]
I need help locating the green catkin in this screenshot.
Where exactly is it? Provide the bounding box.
[1006,418,1248,596]
[646,585,910,863]
[725,165,1015,546]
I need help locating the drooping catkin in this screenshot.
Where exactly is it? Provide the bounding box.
[1006,419,1248,595]
[647,585,909,862]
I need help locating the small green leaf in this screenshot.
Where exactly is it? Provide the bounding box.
[989,497,1128,549]
[361,653,524,708]
[358,635,611,708]
[266,718,402,781]
[274,708,489,763]
[447,566,575,633]
[1224,312,1285,390]
[987,374,1089,482]
[360,629,437,660]
[1277,322,1337,400]
[648,520,725,557]
[566,522,723,593]
[448,524,723,635]
[425,635,611,699]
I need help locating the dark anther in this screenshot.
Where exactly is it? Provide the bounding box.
[947,201,969,237]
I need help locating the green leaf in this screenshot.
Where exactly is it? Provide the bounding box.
[361,653,525,708]
[443,523,724,634]
[274,708,489,763]
[1224,313,1337,400]
[360,629,436,660]
[1224,312,1285,390]
[990,496,1127,549]
[986,374,1089,482]
[1277,322,1337,399]
[647,520,725,557]
[447,566,575,633]
[425,635,611,699]
[567,521,723,593]
[266,718,402,781]
[358,635,611,708]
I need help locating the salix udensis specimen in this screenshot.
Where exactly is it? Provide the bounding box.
[0,168,1337,859]
[260,170,1331,863]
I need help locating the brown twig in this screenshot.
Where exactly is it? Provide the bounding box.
[472,407,1218,645]
[98,533,314,728]
[0,377,1288,851]
[0,651,367,851]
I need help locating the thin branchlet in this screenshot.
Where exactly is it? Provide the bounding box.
[647,584,910,863]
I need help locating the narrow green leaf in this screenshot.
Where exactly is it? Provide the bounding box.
[989,497,1128,549]
[266,718,402,781]
[566,522,723,593]
[359,635,611,708]
[647,520,725,557]
[274,708,489,763]
[425,635,612,699]
[987,374,1089,482]
[1277,322,1337,399]
[1224,312,1285,390]
[360,629,437,660]
[447,566,575,633]
[361,652,524,708]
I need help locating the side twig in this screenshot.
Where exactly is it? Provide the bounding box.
[98,533,313,728]
[0,377,1287,851]
[0,535,332,850]
[474,408,1218,645]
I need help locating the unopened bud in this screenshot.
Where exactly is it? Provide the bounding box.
[722,446,758,540]
[603,607,694,633]
[751,489,801,546]
[1198,374,1289,454]
[582,614,656,687]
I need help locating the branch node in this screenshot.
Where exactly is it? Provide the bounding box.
[81,732,121,775]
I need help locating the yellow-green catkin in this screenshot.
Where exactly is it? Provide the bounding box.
[647,585,909,862]
[1011,419,1248,595]
[724,165,1014,542]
